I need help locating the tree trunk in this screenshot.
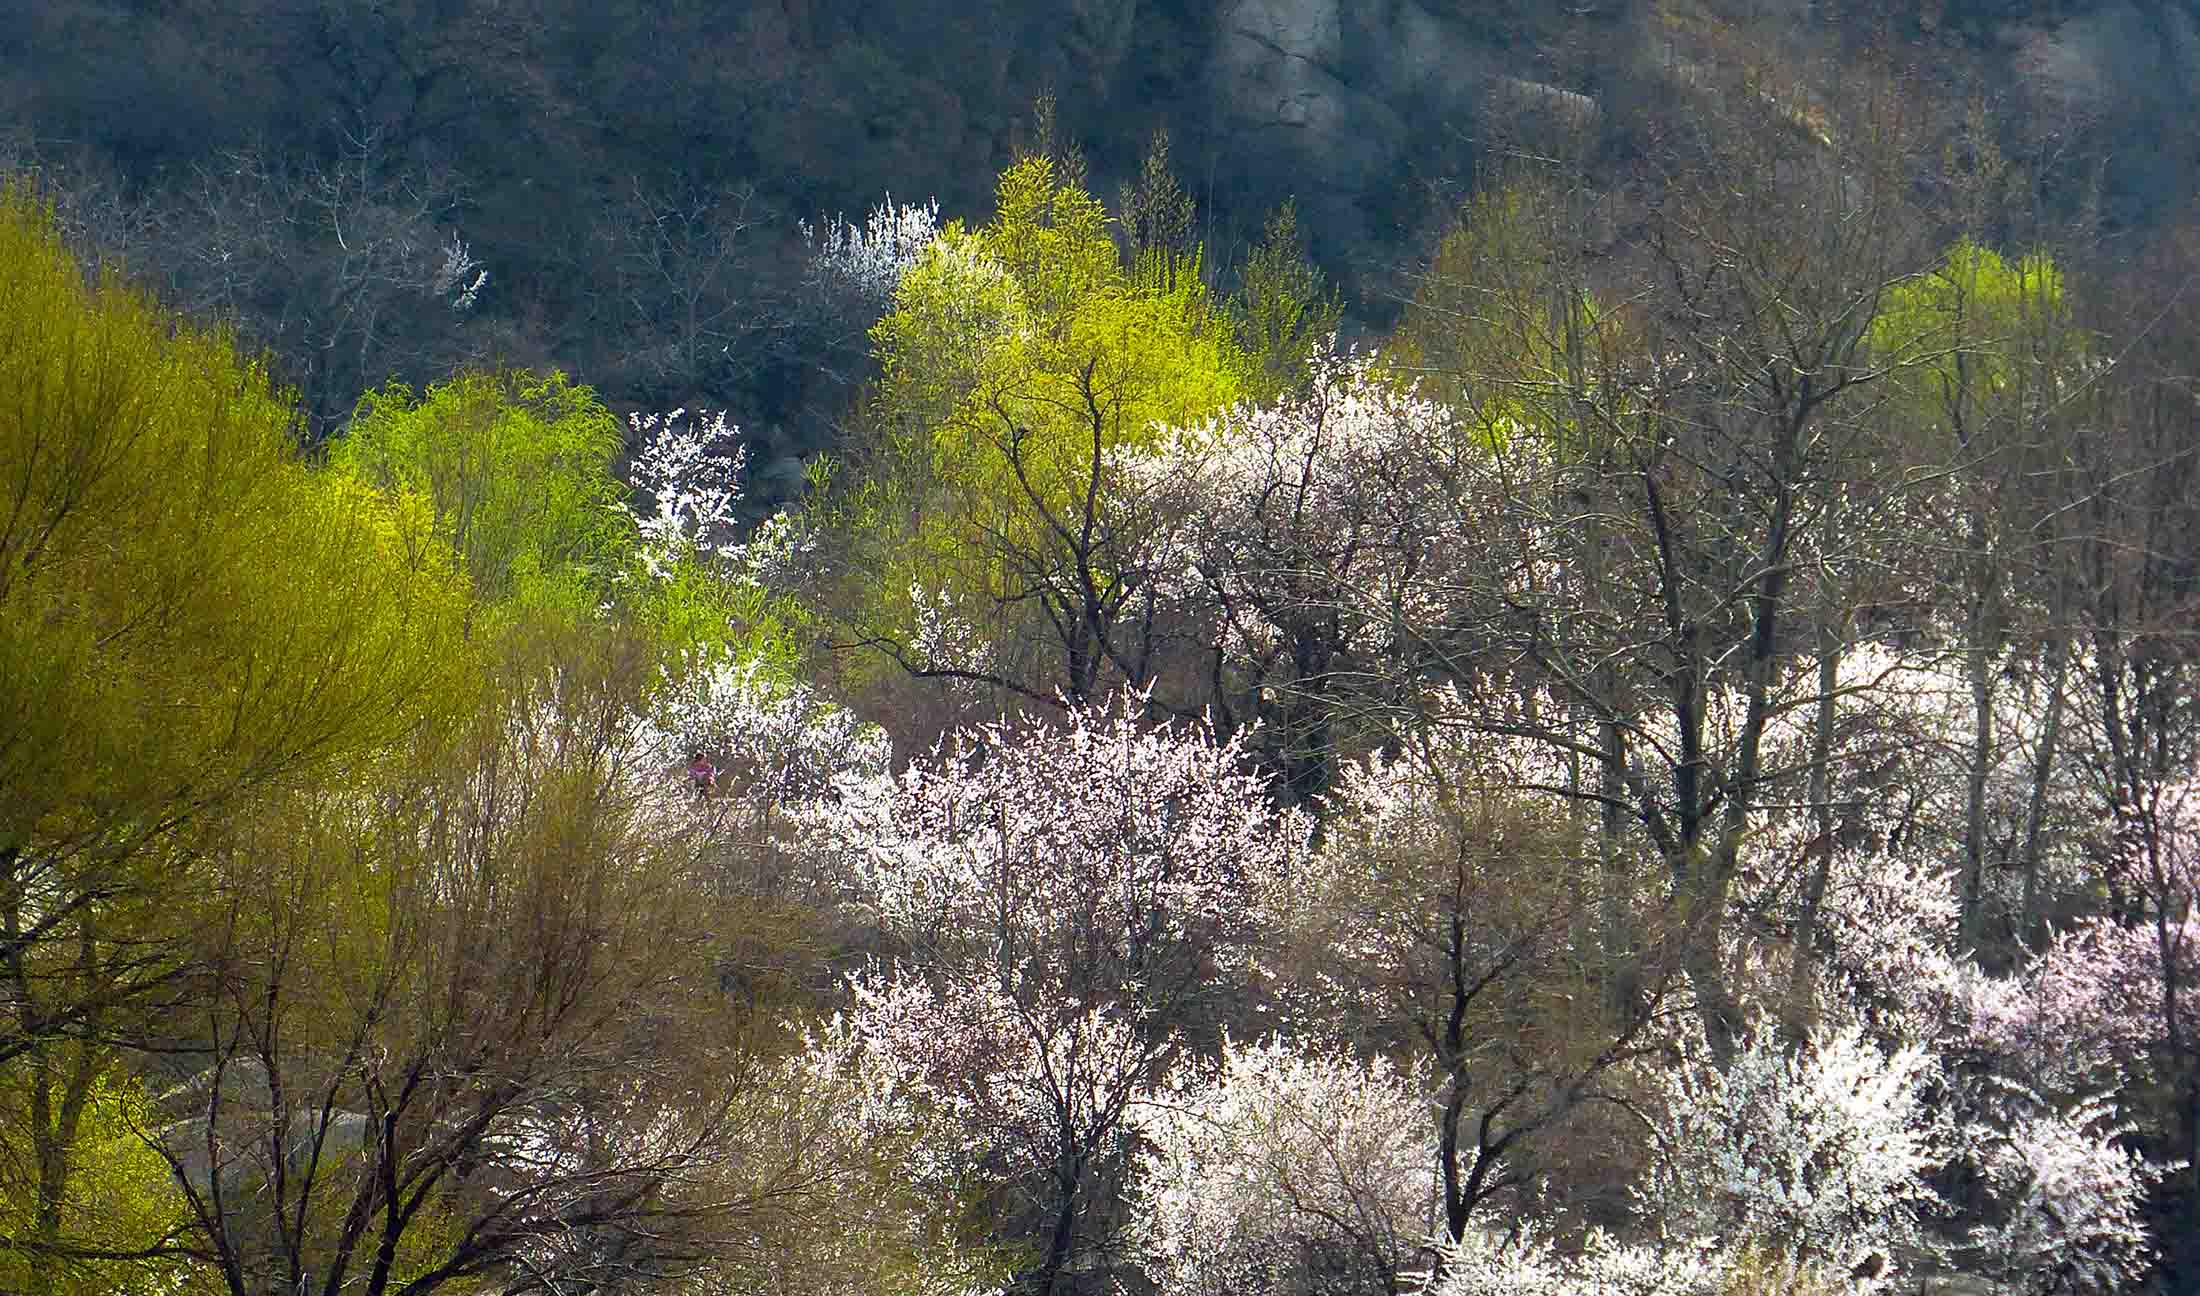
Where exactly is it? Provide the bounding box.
[1959,596,1995,952]
[2017,632,2070,940]
[1787,628,1843,1035]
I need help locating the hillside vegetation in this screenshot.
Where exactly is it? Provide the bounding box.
[6,10,2200,1295]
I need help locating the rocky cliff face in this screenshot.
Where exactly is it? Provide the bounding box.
[9,1,2195,267]
[1204,0,1497,259]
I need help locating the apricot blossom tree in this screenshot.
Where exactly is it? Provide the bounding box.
[816,693,1302,1296]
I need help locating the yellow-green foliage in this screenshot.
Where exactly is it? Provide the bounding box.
[633,548,808,680]
[873,158,1245,470]
[1874,238,2068,357]
[852,157,1247,673]
[334,370,635,623]
[0,178,471,867]
[1717,1244,1848,1296]
[1870,239,2077,428]
[0,178,472,1296]
[0,1074,210,1296]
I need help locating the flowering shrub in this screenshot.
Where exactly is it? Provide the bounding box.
[1418,1221,1733,1296]
[1640,1024,1950,1287]
[813,692,1304,1289]
[638,651,890,897]
[801,195,942,310]
[1130,1036,1435,1296]
[1134,344,1478,677]
[625,407,747,577]
[1959,1088,2173,1295]
[652,652,889,805]
[835,969,1154,1193]
[1965,916,2197,1092]
[824,690,1301,990]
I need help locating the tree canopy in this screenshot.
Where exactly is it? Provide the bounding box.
[331,370,635,624]
[0,179,471,1292]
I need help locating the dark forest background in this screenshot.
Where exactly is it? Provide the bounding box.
[9,0,2200,453]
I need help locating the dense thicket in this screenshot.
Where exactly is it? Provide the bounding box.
[8,20,2200,1296]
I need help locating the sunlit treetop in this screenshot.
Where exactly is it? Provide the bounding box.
[0,180,471,862]
[332,369,635,624]
[871,155,1248,474]
[1870,238,2087,407]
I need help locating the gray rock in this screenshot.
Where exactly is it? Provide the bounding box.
[1915,1271,2006,1296]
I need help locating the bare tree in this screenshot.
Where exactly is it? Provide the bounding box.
[597,177,773,407]
[153,633,800,1296]
[1387,74,1947,1065]
[136,127,487,434]
[1266,729,1676,1245]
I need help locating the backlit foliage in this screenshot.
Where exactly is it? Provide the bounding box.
[832,156,1249,701]
[333,369,634,621]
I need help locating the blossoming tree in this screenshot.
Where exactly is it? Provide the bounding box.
[815,693,1303,1296]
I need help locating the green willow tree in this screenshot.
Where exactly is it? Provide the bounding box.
[824,155,1249,708]
[335,371,781,665]
[171,622,755,1296]
[333,370,636,626]
[0,182,469,1291]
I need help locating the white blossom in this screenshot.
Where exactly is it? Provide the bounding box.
[812,692,1306,1284]
[624,407,746,577]
[1962,1087,2175,1295]
[432,231,487,311]
[824,690,1303,982]
[1129,344,1479,675]
[906,581,998,692]
[1639,1023,1951,1287]
[633,650,891,896]
[838,968,1156,1190]
[1417,1220,1733,1296]
[650,651,889,806]
[801,194,942,308]
[1129,1036,1437,1296]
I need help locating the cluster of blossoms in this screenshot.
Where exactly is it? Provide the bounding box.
[1957,1087,2173,1295]
[1417,1221,1734,1296]
[800,194,942,309]
[650,652,889,807]
[834,968,1152,1190]
[624,407,746,577]
[821,692,1299,968]
[1130,1036,1435,1296]
[1129,345,1479,672]
[431,231,488,311]
[1965,916,2198,1089]
[635,651,890,898]
[904,580,999,690]
[809,692,1307,1262]
[1640,1023,1952,1287]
